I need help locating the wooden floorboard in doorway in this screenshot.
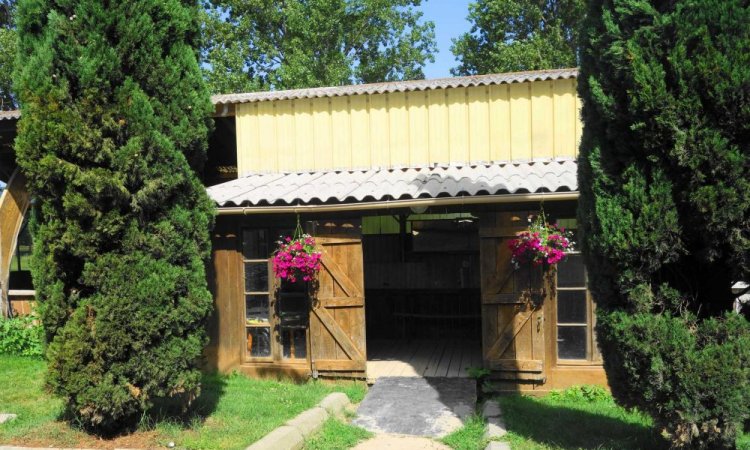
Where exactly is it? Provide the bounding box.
[366,339,481,382]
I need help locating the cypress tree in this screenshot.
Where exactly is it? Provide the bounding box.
[578,1,750,448]
[14,0,214,432]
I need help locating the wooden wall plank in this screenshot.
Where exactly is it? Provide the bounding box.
[531,81,554,159]
[408,91,429,166]
[428,89,450,164]
[276,100,295,171]
[509,83,532,159]
[312,98,334,170]
[468,86,490,162]
[295,100,316,171]
[350,95,371,169]
[388,92,409,166]
[553,79,576,157]
[447,88,469,164]
[369,94,390,168]
[489,85,511,162]
[575,82,583,151]
[257,101,278,172]
[205,217,243,373]
[331,96,352,169]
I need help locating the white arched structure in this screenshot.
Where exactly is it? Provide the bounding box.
[0,168,31,316]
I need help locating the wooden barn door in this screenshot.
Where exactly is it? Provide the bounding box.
[310,222,366,378]
[479,212,546,382]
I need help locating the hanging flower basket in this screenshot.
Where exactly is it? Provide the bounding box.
[508,211,574,268]
[272,228,322,283]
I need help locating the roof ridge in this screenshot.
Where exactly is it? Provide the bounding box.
[212,68,578,105]
[234,158,578,178]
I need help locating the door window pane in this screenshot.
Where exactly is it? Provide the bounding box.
[557,290,587,324]
[558,326,587,359]
[557,253,585,288]
[246,295,270,325]
[245,262,269,292]
[243,229,269,259]
[282,329,307,359]
[278,294,309,328]
[247,327,271,357]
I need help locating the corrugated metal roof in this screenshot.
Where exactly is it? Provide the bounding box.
[0,110,20,121]
[2,69,578,119]
[207,159,578,207]
[211,68,578,105]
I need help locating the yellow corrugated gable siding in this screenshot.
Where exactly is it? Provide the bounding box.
[234,79,581,175]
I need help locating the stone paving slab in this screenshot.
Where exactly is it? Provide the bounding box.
[352,433,451,449]
[485,441,511,450]
[353,377,476,438]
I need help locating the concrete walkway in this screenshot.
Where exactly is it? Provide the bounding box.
[353,377,476,438]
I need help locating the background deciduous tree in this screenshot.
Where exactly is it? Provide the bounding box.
[14,0,214,432]
[451,0,584,75]
[201,0,437,93]
[578,0,750,448]
[0,0,16,110]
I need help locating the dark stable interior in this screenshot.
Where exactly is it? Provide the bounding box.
[362,214,482,342]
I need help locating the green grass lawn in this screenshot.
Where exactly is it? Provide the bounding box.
[498,390,661,450]
[304,417,372,450]
[0,355,366,449]
[441,414,488,450]
[438,386,750,450]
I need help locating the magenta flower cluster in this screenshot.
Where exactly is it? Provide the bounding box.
[272,234,322,282]
[508,223,573,267]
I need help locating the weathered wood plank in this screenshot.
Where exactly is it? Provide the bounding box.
[487,359,543,372]
[434,340,456,377]
[321,296,364,307]
[409,340,434,376]
[312,305,363,361]
[313,359,366,371]
[487,307,534,360]
[320,251,362,298]
[423,340,447,377]
[478,226,526,238]
[482,293,527,304]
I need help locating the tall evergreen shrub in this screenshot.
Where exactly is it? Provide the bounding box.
[14,0,214,432]
[578,1,750,448]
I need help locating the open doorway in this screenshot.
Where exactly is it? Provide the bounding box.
[362,213,482,380]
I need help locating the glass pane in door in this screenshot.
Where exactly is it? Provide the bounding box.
[557,326,587,359]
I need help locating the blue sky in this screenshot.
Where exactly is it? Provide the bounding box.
[420,0,473,79]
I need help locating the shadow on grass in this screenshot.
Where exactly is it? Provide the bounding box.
[499,395,665,450]
[146,372,228,428]
[57,372,228,439]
